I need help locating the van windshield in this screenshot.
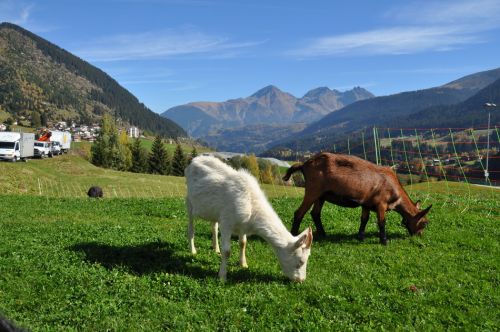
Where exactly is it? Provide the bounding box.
[0,142,15,149]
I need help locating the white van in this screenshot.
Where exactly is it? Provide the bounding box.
[34,141,52,158]
[0,132,35,162]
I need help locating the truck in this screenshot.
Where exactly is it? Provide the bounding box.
[34,141,52,158]
[0,132,35,162]
[50,131,71,153]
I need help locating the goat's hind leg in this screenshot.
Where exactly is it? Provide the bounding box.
[187,199,196,254]
[310,198,327,238]
[291,193,320,236]
[357,207,370,241]
[376,206,388,245]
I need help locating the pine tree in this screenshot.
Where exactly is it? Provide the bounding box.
[91,115,112,167]
[31,111,41,128]
[171,143,187,176]
[148,136,170,175]
[40,112,48,127]
[130,138,148,173]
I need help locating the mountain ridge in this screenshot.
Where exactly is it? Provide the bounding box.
[162,85,374,138]
[0,22,186,137]
[268,68,500,153]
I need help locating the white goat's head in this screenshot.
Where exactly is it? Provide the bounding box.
[277,227,313,282]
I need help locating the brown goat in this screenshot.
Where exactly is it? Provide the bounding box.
[283,152,431,245]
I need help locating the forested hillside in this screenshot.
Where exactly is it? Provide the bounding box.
[0,22,186,137]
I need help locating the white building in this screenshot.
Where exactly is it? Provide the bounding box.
[127,126,140,138]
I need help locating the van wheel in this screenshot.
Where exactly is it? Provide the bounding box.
[12,156,17,162]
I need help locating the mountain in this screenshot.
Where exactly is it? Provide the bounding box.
[392,77,500,129]
[0,22,186,137]
[162,85,374,138]
[271,67,500,152]
[202,123,308,153]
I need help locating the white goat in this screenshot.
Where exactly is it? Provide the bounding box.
[185,156,313,282]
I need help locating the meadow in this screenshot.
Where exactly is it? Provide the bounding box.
[0,153,499,331]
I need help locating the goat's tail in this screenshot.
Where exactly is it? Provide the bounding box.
[282,162,304,181]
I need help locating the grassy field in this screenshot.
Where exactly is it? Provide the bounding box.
[0,153,499,330]
[0,192,498,331]
[0,152,301,199]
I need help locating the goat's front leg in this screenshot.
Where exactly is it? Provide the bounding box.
[211,222,220,254]
[239,234,248,268]
[310,198,326,238]
[376,206,387,245]
[357,207,370,241]
[218,231,232,282]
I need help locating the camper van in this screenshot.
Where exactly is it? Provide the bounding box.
[0,132,35,162]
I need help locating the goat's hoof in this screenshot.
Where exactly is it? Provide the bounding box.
[380,239,387,245]
[241,263,248,269]
[357,235,365,241]
[191,249,197,255]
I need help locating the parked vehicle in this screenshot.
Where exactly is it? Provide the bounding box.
[51,141,62,156]
[50,131,71,153]
[0,132,35,162]
[34,141,52,158]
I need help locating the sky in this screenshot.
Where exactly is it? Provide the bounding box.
[1,0,500,113]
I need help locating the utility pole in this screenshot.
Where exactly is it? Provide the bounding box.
[483,103,497,185]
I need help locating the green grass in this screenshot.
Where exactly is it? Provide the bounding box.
[0,153,302,199]
[0,152,499,330]
[0,192,498,331]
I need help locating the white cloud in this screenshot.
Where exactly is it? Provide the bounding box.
[0,1,33,25]
[74,27,264,62]
[290,0,500,57]
[387,0,500,26]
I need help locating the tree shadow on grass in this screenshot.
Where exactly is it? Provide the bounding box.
[69,241,281,283]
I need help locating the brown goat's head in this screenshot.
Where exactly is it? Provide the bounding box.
[402,201,432,236]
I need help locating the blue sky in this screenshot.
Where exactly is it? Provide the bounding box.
[2,0,500,113]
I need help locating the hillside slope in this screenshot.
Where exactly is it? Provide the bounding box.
[393,78,500,129]
[0,22,186,137]
[270,67,500,152]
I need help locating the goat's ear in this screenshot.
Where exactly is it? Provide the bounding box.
[416,205,432,219]
[295,227,313,249]
[305,226,313,249]
[415,200,422,210]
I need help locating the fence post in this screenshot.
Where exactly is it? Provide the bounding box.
[400,129,414,190]
[387,128,396,168]
[361,130,367,160]
[373,127,379,165]
[449,128,472,212]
